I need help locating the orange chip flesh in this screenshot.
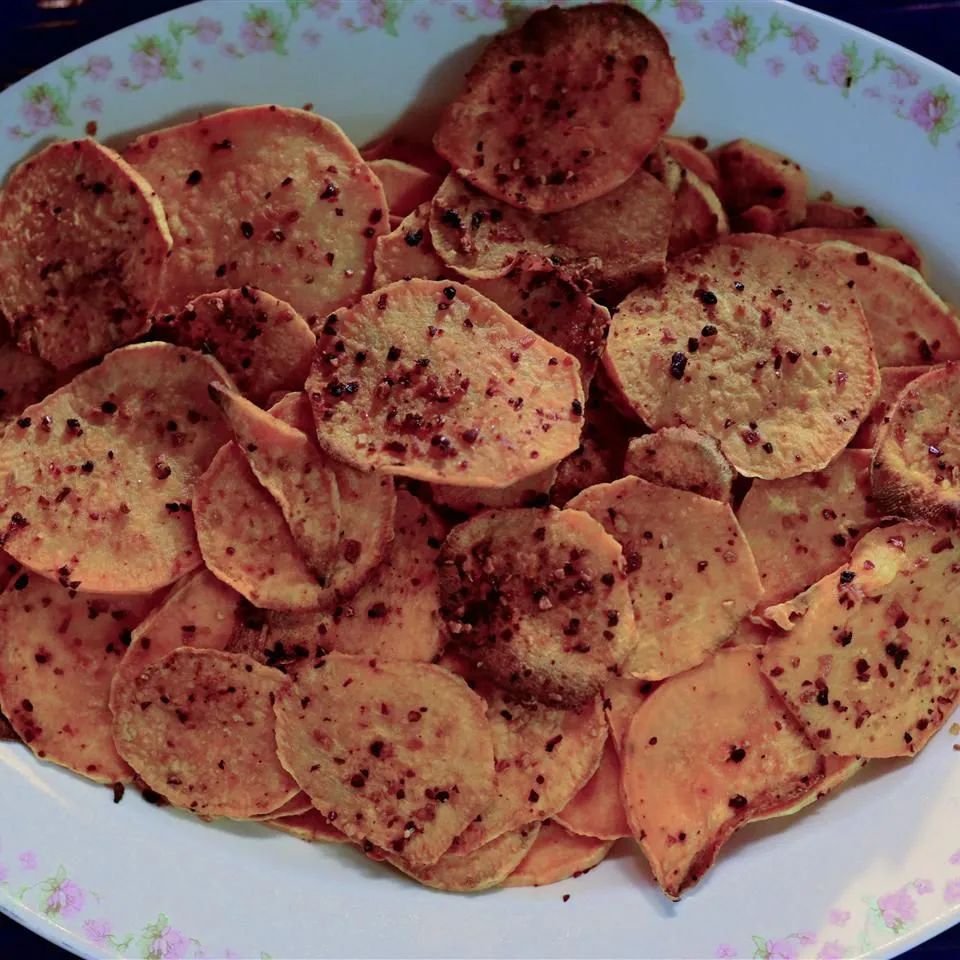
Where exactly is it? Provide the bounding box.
[622,647,824,899]
[503,820,613,887]
[0,341,56,424]
[433,3,681,213]
[273,653,495,866]
[307,279,584,487]
[373,205,449,287]
[368,159,442,219]
[568,476,762,681]
[850,366,926,449]
[784,227,923,272]
[553,736,630,840]
[603,235,880,480]
[0,575,157,784]
[431,464,557,516]
[0,138,171,370]
[663,136,719,190]
[440,507,636,707]
[752,755,864,822]
[112,648,298,816]
[156,288,316,406]
[668,169,730,258]
[603,676,657,754]
[248,791,314,821]
[265,808,348,843]
[814,242,960,367]
[623,427,734,501]
[803,201,876,230]
[871,363,960,522]
[0,342,231,594]
[124,106,386,318]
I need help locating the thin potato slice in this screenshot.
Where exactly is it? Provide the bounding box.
[0,138,171,369]
[850,366,926,449]
[623,427,734,501]
[814,242,960,366]
[369,159,442,219]
[124,106,386,318]
[804,201,875,229]
[156,288,316,406]
[0,343,231,593]
[753,756,865,822]
[784,227,923,272]
[761,523,960,757]
[433,3,681,213]
[266,808,348,843]
[663,136,719,189]
[503,821,613,887]
[307,279,583,487]
[872,364,960,522]
[0,341,55,424]
[273,653,495,865]
[112,648,298,816]
[361,133,448,179]
[603,676,657,754]
[603,235,880,480]
[668,169,729,258]
[248,792,314,821]
[0,575,156,783]
[432,465,557,516]
[622,647,824,898]
[373,204,449,287]
[553,736,630,840]
[440,507,636,707]
[568,476,762,681]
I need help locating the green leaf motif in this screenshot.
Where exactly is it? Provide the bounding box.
[751,934,770,958]
[382,0,404,38]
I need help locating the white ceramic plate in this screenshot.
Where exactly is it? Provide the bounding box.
[2,2,960,958]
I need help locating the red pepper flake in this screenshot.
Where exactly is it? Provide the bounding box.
[367,602,388,619]
[240,221,254,239]
[696,289,718,306]
[728,746,746,763]
[404,229,423,247]
[701,324,718,337]
[855,251,870,266]
[186,169,202,186]
[728,794,748,809]
[545,734,563,752]
[669,352,687,379]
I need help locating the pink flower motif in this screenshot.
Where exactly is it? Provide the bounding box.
[414,12,432,30]
[82,919,112,945]
[804,62,822,82]
[190,58,204,72]
[358,0,387,27]
[765,57,785,77]
[890,64,919,89]
[114,76,133,90]
[863,86,883,99]
[221,42,242,59]
[944,878,960,904]
[474,0,504,19]
[798,933,817,945]
[301,28,322,46]
[878,888,917,931]
[828,53,852,87]
[789,25,817,55]
[195,16,221,44]
[914,878,934,895]
[714,946,737,959]
[674,1,704,24]
[18,851,37,870]
[311,0,340,17]
[81,96,103,112]
[765,939,799,960]
[705,19,741,55]
[241,18,277,52]
[949,850,960,865]
[85,55,113,81]
[131,48,165,83]
[909,89,951,133]
[46,878,85,917]
[150,925,190,959]
[22,95,57,129]
[818,943,845,960]
[828,909,851,927]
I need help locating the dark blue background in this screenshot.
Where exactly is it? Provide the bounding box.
[1,1,958,957]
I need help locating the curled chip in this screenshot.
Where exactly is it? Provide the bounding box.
[784,227,923,272]
[266,808,347,843]
[433,3,681,213]
[623,427,734,502]
[0,138,171,370]
[248,792,314,821]
[503,820,613,888]
[386,824,541,892]
[603,235,880,480]
[850,365,926,449]
[803,201,875,230]
[124,106,386,318]
[368,159,442,219]
[568,476,761,681]
[662,136,719,190]
[0,575,157,783]
[761,523,960,758]
[738,449,879,606]
[872,364,959,522]
[307,279,584,488]
[157,288,316,406]
[112,648,299,816]
[373,204,448,287]
[432,464,557,517]
[667,168,730,258]
[554,736,630,840]
[273,653,495,865]
[814,242,960,366]
[603,677,657,754]
[430,171,672,291]
[0,343,231,593]
[621,647,824,899]
[440,507,636,707]
[0,340,56,425]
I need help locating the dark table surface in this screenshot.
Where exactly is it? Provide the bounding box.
[1,1,959,957]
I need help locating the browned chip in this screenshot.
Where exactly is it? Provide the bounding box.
[0,340,56,425]
[603,235,880,479]
[761,523,960,757]
[440,507,636,706]
[432,464,557,516]
[0,139,171,369]
[124,106,386,318]
[373,204,449,287]
[784,227,923,272]
[0,343,231,593]
[273,653,495,865]
[662,136,719,189]
[803,201,876,230]
[369,159,442,219]
[623,427,734,501]
[668,169,729,258]
[307,279,584,487]
[554,736,630,840]
[361,132,448,179]
[603,676,657,754]
[434,3,681,213]
[754,756,864,822]
[266,808,348,843]
[503,820,613,887]
[850,366,926,449]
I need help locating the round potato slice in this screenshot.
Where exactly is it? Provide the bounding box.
[373,204,449,288]
[368,159,442,220]
[432,464,557,517]
[274,653,495,865]
[784,227,923,273]
[850,365,926,449]
[662,136,719,190]
[668,169,729,258]
[753,755,865,822]
[0,340,56,425]
[603,676,657,754]
[871,363,959,522]
[112,648,298,816]
[803,201,876,230]
[440,507,636,707]
[553,736,630,840]
[0,574,157,783]
[0,138,171,369]
[156,288,316,406]
[124,106,386,319]
[433,3,681,213]
[266,808,348,843]
[307,280,584,487]
[568,476,762,681]
[502,820,613,887]
[623,427,734,501]
[0,342,231,594]
[361,132,448,179]
[603,235,880,480]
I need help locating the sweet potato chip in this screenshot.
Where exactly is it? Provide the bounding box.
[668,169,729,258]
[554,736,630,840]
[662,136,719,189]
[603,676,657,754]
[872,364,959,522]
[623,427,734,501]
[249,792,314,821]
[112,648,298,816]
[431,465,557,516]
[369,159,442,219]
[361,133,448,179]
[156,288,316,406]
[622,647,824,898]
[739,449,880,606]
[273,653,495,865]
[0,342,231,593]
[603,235,880,479]
[0,574,156,783]
[814,242,960,366]
[784,227,923,272]
[266,808,348,843]
[803,201,875,230]
[124,106,386,318]
[373,204,449,287]
[0,340,56,425]
[761,523,960,757]
[850,366,926,449]
[753,756,864,822]
[503,820,613,887]
[568,476,761,681]
[0,138,171,369]
[440,507,636,706]
[433,3,681,213]
[307,279,584,487]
